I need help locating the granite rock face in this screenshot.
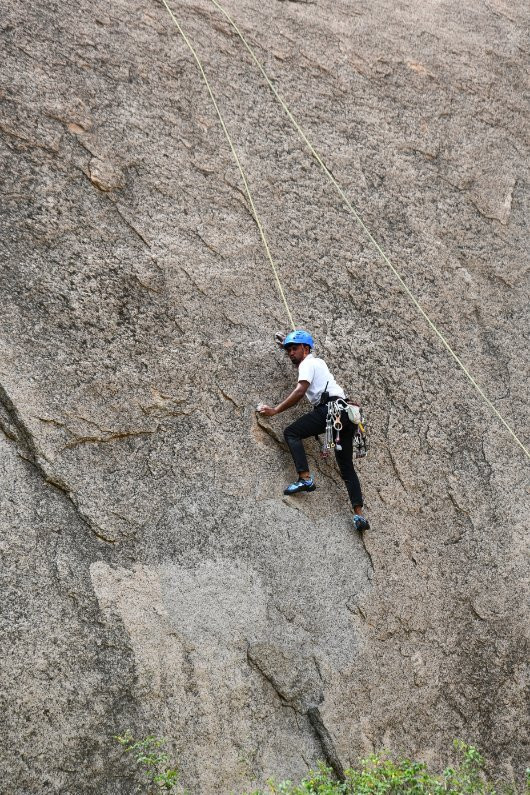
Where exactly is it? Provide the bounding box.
[1,0,528,792]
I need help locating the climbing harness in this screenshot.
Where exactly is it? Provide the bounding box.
[202,0,529,461]
[321,399,368,460]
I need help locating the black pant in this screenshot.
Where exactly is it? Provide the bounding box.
[283,404,364,508]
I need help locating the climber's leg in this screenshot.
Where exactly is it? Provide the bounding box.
[283,406,326,493]
[335,415,370,530]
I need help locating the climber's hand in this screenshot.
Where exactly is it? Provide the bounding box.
[257,403,277,416]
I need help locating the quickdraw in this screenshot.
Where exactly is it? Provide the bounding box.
[321,399,368,459]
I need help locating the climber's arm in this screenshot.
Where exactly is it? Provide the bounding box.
[258,380,309,416]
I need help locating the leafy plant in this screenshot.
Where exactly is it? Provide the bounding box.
[115,730,183,792]
[116,734,527,795]
[246,740,527,795]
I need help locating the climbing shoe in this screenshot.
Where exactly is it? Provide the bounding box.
[283,477,316,495]
[353,514,370,532]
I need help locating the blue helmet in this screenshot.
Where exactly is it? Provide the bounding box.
[283,330,314,349]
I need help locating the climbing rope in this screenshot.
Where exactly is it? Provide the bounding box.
[158,0,295,330]
[200,0,528,461]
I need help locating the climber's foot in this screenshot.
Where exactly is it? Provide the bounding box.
[353,514,370,532]
[283,477,316,495]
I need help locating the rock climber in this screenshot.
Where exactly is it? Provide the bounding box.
[257,330,370,532]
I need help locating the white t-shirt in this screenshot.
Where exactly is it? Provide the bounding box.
[298,354,345,406]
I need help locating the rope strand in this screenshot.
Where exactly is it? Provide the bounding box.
[206,0,529,460]
[159,0,295,330]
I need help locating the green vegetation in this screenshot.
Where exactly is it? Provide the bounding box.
[251,742,528,795]
[116,735,528,794]
[115,731,183,792]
